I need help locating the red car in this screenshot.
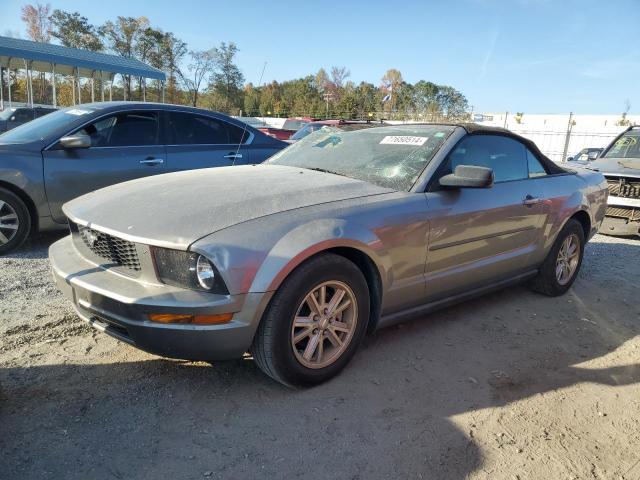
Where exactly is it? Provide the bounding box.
[258,117,314,140]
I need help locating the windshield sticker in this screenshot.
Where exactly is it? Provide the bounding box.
[65,109,92,116]
[379,135,428,146]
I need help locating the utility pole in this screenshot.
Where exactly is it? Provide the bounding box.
[561,112,574,162]
[323,92,333,119]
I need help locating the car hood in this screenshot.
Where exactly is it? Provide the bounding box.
[64,164,395,249]
[589,157,640,177]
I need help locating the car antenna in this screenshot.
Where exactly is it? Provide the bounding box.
[233,61,267,166]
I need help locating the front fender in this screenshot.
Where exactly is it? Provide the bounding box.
[250,218,392,293]
[191,216,392,296]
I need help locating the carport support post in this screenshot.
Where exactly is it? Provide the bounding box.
[90,71,95,103]
[100,72,104,102]
[0,66,3,111]
[109,75,113,101]
[561,112,574,162]
[76,68,82,105]
[6,58,12,108]
[51,64,57,108]
[142,77,146,102]
[71,76,76,105]
[24,60,33,107]
[161,81,165,103]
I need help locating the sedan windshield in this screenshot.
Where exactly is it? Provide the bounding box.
[603,130,640,159]
[268,125,455,190]
[0,106,98,144]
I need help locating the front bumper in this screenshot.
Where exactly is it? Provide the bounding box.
[600,216,640,236]
[50,235,273,361]
[600,196,640,237]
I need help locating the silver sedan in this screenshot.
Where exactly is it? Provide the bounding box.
[50,124,608,386]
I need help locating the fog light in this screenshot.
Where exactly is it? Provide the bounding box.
[148,313,233,325]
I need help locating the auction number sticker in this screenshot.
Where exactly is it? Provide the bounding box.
[379,135,428,146]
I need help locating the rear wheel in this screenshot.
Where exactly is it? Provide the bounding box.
[0,188,31,255]
[530,219,584,296]
[251,253,370,387]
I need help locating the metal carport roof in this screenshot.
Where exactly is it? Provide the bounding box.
[0,35,165,81]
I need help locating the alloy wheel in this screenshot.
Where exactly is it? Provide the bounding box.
[291,280,358,369]
[0,200,19,246]
[555,233,580,285]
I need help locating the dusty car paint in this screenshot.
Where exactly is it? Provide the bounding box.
[50,124,608,362]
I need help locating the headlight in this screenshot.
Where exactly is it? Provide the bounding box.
[151,248,228,294]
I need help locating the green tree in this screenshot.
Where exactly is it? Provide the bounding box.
[100,16,149,97]
[208,42,244,113]
[180,49,215,107]
[50,10,103,51]
[161,32,187,103]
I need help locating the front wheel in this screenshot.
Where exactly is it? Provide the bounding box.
[0,188,31,256]
[251,253,370,387]
[530,219,585,296]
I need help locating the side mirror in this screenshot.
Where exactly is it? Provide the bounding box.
[587,151,599,161]
[567,156,574,162]
[59,133,91,149]
[439,165,494,189]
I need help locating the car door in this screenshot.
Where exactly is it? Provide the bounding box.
[423,134,546,301]
[164,111,251,171]
[42,110,166,223]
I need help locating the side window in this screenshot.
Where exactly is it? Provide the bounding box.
[13,109,34,122]
[167,112,237,145]
[76,111,159,147]
[443,135,528,183]
[527,149,547,178]
[227,122,250,144]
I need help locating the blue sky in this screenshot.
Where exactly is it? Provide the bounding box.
[1,0,639,114]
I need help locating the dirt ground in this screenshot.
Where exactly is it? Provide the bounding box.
[0,232,639,480]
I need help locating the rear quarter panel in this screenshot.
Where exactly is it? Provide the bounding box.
[532,171,607,265]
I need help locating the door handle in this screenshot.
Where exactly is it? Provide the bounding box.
[523,195,540,206]
[139,157,164,166]
[223,153,242,160]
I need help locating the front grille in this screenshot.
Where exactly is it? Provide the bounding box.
[606,206,639,221]
[606,177,640,199]
[77,225,141,271]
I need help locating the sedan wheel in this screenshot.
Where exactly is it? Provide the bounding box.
[555,233,580,286]
[0,200,19,246]
[0,189,31,255]
[530,218,585,296]
[291,281,358,369]
[251,253,370,387]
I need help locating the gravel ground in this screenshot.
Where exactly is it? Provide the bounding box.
[1,232,639,480]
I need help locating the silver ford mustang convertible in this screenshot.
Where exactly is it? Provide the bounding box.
[50,124,608,386]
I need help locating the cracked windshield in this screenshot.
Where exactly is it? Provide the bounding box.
[268,125,455,190]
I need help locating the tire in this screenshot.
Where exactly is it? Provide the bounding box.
[251,253,370,387]
[0,188,31,256]
[530,219,585,296]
